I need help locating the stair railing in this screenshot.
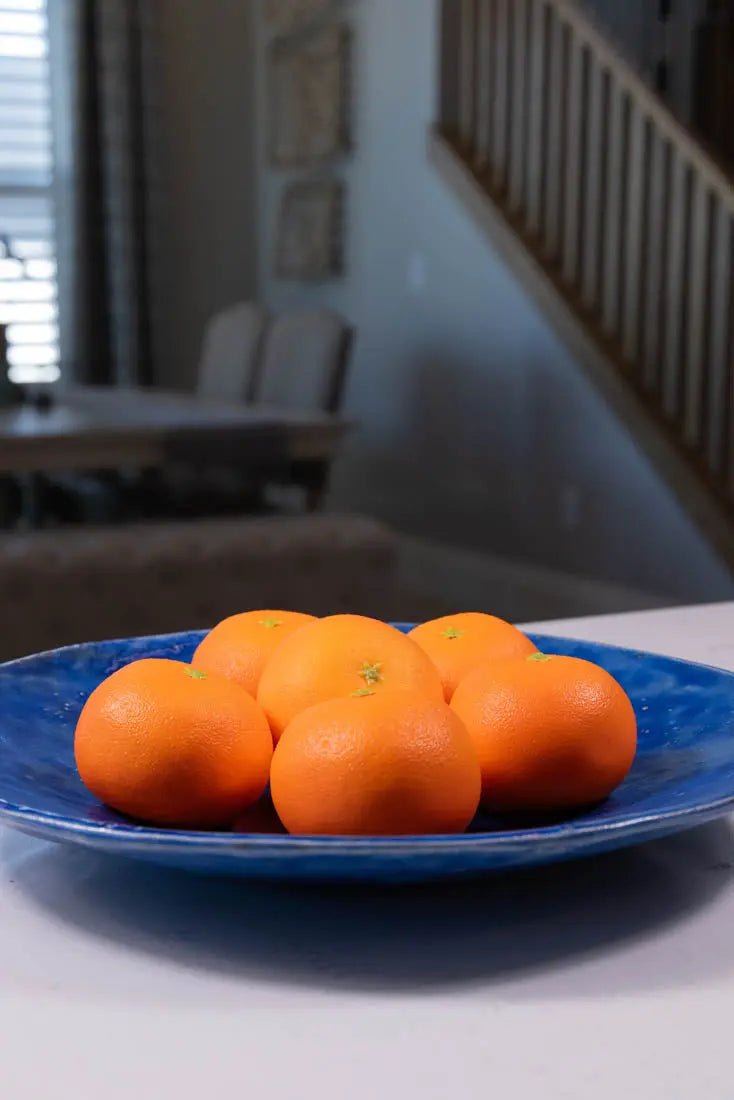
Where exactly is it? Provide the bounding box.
[438,0,734,509]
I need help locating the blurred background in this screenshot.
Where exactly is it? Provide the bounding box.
[1,0,733,660]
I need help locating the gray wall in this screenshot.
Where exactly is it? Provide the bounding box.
[583,0,705,124]
[255,0,733,602]
[149,0,258,391]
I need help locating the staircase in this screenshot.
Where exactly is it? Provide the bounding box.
[432,0,734,569]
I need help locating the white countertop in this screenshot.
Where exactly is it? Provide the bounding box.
[2,602,734,1100]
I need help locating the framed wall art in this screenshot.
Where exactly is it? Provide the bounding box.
[264,0,332,35]
[268,24,352,167]
[275,178,344,280]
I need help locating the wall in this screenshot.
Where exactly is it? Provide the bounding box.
[583,0,658,77]
[583,0,706,124]
[149,0,259,390]
[255,0,734,601]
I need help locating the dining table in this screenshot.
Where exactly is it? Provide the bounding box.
[0,600,733,1098]
[0,385,350,475]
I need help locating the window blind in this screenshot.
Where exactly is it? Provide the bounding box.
[0,0,58,385]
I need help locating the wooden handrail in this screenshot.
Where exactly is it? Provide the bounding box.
[551,0,734,212]
[438,0,734,508]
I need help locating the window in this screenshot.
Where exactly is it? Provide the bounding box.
[0,0,58,385]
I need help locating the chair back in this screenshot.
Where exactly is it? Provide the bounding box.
[254,309,353,413]
[197,302,267,401]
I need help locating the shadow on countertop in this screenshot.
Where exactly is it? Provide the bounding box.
[5,819,734,998]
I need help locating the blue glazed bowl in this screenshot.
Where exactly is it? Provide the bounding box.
[1,626,733,883]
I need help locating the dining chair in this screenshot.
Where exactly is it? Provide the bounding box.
[111,301,269,518]
[42,303,269,524]
[197,301,267,401]
[254,308,353,413]
[253,309,354,511]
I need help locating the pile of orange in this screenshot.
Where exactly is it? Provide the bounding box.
[75,610,637,835]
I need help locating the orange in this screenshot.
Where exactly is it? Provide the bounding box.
[409,612,537,700]
[270,690,481,835]
[257,614,443,743]
[75,658,273,828]
[451,652,637,812]
[192,609,315,696]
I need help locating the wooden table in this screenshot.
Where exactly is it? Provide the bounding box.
[0,387,350,475]
[1,602,733,1099]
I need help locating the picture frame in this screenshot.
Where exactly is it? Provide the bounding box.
[268,24,352,167]
[264,0,332,35]
[275,179,345,281]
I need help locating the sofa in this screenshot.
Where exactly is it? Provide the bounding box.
[0,514,397,662]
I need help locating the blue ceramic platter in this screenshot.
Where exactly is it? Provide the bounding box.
[1,626,733,883]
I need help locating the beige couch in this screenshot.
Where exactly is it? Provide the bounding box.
[0,514,397,662]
